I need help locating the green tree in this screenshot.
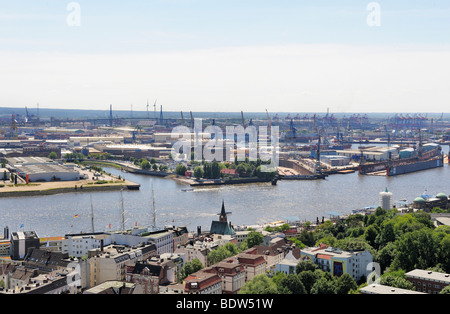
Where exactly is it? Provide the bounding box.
[280,274,306,294]
[440,285,450,294]
[392,228,438,271]
[310,277,336,294]
[335,273,358,294]
[296,260,318,274]
[140,159,151,170]
[297,270,318,294]
[193,166,204,179]
[179,258,204,282]
[363,224,379,248]
[380,272,414,290]
[159,164,168,172]
[438,234,450,273]
[238,274,279,294]
[152,163,158,171]
[175,164,187,176]
[211,161,220,179]
[48,151,58,160]
[246,231,264,248]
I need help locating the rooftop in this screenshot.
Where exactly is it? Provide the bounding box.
[405,269,450,284]
[360,284,424,294]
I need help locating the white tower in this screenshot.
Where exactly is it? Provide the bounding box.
[379,187,393,210]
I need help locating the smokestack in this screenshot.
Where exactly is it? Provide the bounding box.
[100,239,104,252]
[197,226,201,236]
[4,226,9,239]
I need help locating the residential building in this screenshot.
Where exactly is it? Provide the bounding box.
[10,231,40,260]
[184,270,222,294]
[360,284,424,294]
[204,259,245,294]
[63,233,110,258]
[236,252,266,282]
[23,248,70,273]
[87,243,156,287]
[405,269,450,294]
[39,236,65,253]
[142,230,174,255]
[300,244,373,282]
[0,263,15,291]
[126,261,165,294]
[275,247,305,275]
[175,243,210,266]
[83,281,136,294]
[251,237,293,268]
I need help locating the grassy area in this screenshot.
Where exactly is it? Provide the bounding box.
[80,160,123,170]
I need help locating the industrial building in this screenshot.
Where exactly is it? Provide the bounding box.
[336,146,399,161]
[93,143,171,159]
[6,157,80,182]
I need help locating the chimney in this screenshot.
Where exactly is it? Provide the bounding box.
[4,226,9,240]
[100,239,104,252]
[197,226,201,236]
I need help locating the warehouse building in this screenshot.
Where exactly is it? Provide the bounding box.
[6,157,80,182]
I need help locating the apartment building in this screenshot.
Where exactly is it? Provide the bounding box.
[88,243,156,287]
[184,271,222,294]
[405,269,450,294]
[236,252,266,282]
[204,259,246,294]
[300,244,373,282]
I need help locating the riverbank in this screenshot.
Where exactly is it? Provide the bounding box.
[0,178,140,198]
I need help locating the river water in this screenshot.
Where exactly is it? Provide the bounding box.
[1,147,449,238]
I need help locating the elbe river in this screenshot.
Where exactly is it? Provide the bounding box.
[1,146,449,238]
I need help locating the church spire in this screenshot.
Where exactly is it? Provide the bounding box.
[219,200,227,222]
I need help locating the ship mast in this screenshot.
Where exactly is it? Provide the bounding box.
[151,184,156,230]
[121,189,125,232]
[90,195,95,233]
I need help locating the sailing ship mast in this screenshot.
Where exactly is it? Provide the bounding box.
[121,189,125,232]
[90,195,95,233]
[151,184,156,230]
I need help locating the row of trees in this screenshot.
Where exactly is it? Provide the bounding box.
[176,159,277,180]
[139,158,168,172]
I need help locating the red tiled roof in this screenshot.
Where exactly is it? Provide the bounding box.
[316,254,331,260]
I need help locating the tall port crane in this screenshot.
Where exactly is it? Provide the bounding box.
[241,111,246,128]
[180,111,186,126]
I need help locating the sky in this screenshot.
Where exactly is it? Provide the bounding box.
[1,0,450,113]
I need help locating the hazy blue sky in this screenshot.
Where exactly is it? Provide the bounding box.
[1,0,450,112]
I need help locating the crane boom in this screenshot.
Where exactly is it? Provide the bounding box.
[265,109,272,129]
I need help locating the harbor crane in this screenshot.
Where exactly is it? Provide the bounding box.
[241,111,246,128]
[180,111,186,126]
